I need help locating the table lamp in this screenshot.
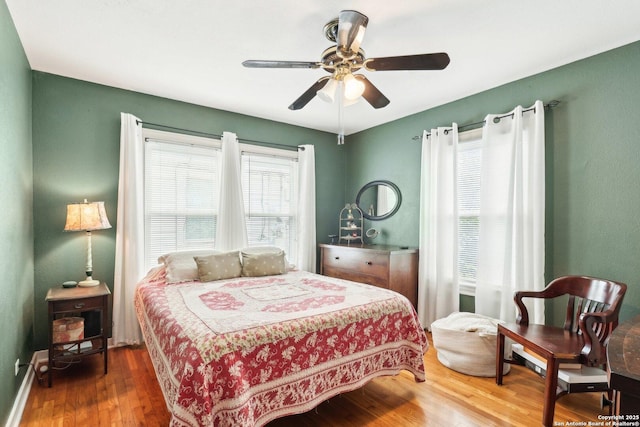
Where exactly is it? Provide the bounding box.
[64,199,112,287]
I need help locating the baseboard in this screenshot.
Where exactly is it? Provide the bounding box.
[6,345,118,427]
[33,349,48,365]
[4,350,46,427]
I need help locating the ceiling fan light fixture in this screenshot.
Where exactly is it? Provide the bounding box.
[317,77,339,103]
[343,73,365,100]
[343,97,359,107]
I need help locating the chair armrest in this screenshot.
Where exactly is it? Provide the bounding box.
[514,289,554,325]
[513,281,570,325]
[579,310,617,366]
[514,292,530,325]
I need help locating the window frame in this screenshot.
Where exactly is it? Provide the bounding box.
[240,144,299,265]
[142,129,300,270]
[142,129,222,270]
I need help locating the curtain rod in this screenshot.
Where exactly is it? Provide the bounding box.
[413,100,560,141]
[136,119,304,151]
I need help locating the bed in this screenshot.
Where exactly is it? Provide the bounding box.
[134,248,428,426]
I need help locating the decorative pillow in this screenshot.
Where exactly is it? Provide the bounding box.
[194,251,242,282]
[241,247,287,277]
[158,250,220,283]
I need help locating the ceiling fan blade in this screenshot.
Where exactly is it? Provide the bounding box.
[288,77,331,110]
[364,53,450,71]
[242,60,321,69]
[354,75,390,109]
[336,10,368,58]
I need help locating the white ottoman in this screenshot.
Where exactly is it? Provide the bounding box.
[431,312,511,377]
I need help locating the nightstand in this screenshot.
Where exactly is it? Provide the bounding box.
[46,282,111,387]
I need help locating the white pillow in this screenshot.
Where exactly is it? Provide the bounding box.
[158,250,220,283]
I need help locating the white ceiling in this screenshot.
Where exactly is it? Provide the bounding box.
[7,0,640,135]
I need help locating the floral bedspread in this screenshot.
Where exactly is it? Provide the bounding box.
[134,268,428,427]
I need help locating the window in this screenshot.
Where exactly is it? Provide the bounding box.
[457,128,482,295]
[144,129,221,270]
[143,129,299,271]
[241,147,299,266]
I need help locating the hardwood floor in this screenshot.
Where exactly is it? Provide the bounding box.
[20,334,607,426]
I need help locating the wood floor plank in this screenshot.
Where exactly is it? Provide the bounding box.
[20,333,607,426]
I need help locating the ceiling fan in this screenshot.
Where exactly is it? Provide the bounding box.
[242,10,450,111]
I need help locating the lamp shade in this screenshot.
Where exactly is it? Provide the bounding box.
[64,200,111,232]
[317,78,339,103]
[343,73,365,100]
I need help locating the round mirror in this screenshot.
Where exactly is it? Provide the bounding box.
[356,180,402,220]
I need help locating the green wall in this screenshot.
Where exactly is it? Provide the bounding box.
[0,1,34,424]
[31,72,345,350]
[4,3,640,420]
[346,41,640,323]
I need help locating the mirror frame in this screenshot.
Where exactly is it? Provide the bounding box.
[356,180,402,221]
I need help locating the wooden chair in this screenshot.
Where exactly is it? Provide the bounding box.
[495,276,627,427]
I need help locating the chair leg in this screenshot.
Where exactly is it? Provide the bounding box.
[601,390,614,415]
[542,358,560,427]
[496,330,505,385]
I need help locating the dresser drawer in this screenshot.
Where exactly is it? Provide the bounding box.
[50,295,105,313]
[319,244,419,309]
[322,246,389,278]
[322,266,388,288]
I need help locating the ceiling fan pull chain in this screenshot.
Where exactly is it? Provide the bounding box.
[337,81,345,145]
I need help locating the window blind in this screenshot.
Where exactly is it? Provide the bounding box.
[457,133,482,284]
[241,152,298,265]
[144,138,220,269]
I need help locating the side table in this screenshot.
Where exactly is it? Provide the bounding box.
[46,282,111,387]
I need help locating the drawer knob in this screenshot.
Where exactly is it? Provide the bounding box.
[74,302,85,309]
[334,256,340,260]
[366,261,372,265]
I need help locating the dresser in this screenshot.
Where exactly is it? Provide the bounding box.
[319,244,419,308]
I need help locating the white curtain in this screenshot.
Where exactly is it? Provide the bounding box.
[296,145,316,272]
[418,126,460,328]
[475,100,546,324]
[215,131,248,251]
[112,113,145,346]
